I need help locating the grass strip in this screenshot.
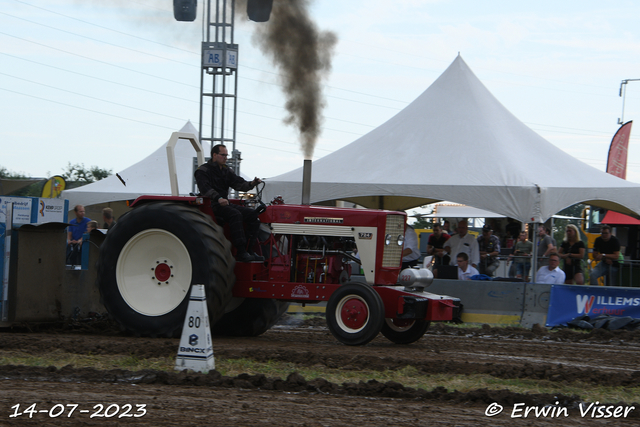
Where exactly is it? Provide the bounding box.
[1,350,638,404]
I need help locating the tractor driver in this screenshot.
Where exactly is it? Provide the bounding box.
[195,144,264,262]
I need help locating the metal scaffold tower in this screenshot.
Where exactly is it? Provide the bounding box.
[199,0,241,174]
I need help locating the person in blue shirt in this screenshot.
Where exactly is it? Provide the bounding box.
[66,204,91,265]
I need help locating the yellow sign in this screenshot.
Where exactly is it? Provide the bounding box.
[41,176,66,198]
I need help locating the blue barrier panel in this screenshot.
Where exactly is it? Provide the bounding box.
[0,222,6,319]
[546,284,640,327]
[81,232,91,270]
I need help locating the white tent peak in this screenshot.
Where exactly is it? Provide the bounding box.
[62,121,206,208]
[264,55,640,223]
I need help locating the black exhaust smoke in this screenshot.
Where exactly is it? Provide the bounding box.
[252,0,336,159]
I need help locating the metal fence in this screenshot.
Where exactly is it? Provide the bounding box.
[583,258,640,288]
[495,255,640,287]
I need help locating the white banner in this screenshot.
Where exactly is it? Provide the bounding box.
[0,197,33,224]
[36,198,66,223]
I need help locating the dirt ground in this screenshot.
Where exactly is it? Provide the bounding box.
[1,317,640,426]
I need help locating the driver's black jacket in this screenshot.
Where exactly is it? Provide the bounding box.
[194,160,255,205]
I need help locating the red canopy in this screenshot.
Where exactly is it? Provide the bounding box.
[601,211,640,225]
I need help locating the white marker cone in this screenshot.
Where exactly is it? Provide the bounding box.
[175,284,215,372]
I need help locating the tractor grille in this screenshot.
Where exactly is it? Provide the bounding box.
[382,214,404,268]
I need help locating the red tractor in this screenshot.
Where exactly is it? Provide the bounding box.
[96,133,457,345]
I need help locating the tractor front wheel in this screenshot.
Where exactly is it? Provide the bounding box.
[326,283,384,346]
[381,318,430,344]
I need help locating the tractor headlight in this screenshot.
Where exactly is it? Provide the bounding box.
[385,234,392,245]
[397,234,404,246]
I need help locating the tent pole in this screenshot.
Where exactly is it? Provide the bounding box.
[531,222,540,283]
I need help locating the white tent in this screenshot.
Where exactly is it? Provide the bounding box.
[263,55,640,224]
[62,121,206,208]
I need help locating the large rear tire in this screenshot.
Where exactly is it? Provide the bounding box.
[97,202,235,337]
[326,283,384,346]
[212,298,290,336]
[381,318,430,344]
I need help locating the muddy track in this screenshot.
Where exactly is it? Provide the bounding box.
[1,321,639,426]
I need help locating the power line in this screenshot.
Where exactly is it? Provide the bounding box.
[0,65,368,137]
[7,0,410,107]
[0,86,336,156]
[0,52,199,104]
[0,31,197,88]
[0,53,376,131]
[19,0,627,113]
[0,10,195,67]
[4,0,636,151]
[10,0,196,55]
[0,30,399,118]
[0,86,180,130]
[0,71,189,121]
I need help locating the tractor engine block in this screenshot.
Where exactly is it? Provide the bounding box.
[293,235,354,284]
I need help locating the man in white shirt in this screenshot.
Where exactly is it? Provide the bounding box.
[457,252,479,280]
[402,224,421,269]
[536,253,566,284]
[444,219,480,268]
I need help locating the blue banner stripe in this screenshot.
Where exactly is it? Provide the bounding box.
[547,284,640,326]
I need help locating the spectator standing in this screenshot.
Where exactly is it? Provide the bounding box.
[477,225,501,276]
[536,253,566,284]
[505,218,521,242]
[86,220,98,233]
[457,252,479,280]
[511,231,533,281]
[427,223,450,265]
[442,220,452,236]
[66,205,90,265]
[537,225,557,266]
[444,219,480,268]
[102,207,117,230]
[559,224,586,285]
[402,223,421,269]
[589,225,621,286]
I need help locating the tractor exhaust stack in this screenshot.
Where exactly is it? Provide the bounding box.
[301,159,312,205]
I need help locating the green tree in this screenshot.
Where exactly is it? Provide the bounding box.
[408,206,435,229]
[0,166,43,196]
[0,166,28,179]
[412,217,435,230]
[88,166,111,181]
[61,163,112,184]
[553,203,586,244]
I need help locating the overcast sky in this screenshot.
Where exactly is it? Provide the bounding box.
[3,0,640,186]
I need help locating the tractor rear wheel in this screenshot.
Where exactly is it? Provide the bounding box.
[97,202,235,337]
[212,298,290,336]
[326,283,384,346]
[381,318,430,344]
